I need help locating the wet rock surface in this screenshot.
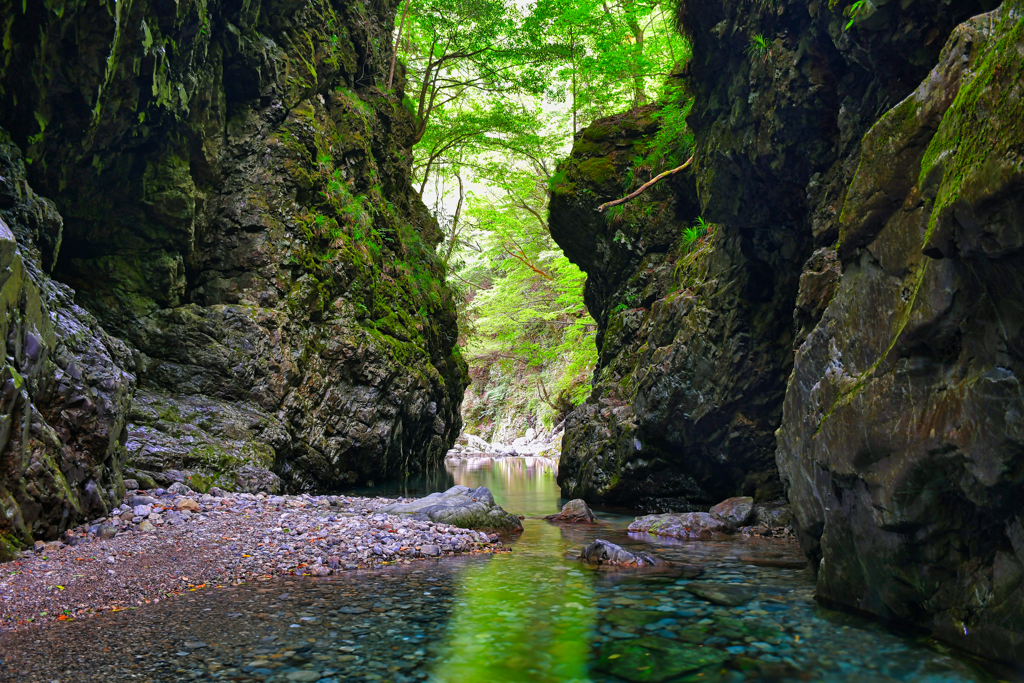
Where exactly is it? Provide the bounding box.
[629,513,733,540]
[0,490,503,632]
[580,539,661,567]
[0,133,136,558]
[379,485,523,532]
[546,498,598,524]
[710,497,755,527]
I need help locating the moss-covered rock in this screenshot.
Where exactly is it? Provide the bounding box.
[549,107,803,510]
[0,0,468,495]
[776,3,1024,664]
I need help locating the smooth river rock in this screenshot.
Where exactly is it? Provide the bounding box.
[579,539,661,567]
[545,499,597,523]
[379,486,523,532]
[628,512,732,539]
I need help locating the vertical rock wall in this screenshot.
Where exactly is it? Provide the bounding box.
[0,0,467,533]
[0,133,136,559]
[776,2,1024,663]
[549,107,805,510]
[676,0,1021,663]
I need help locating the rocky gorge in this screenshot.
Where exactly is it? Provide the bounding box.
[0,0,1020,675]
[548,0,1023,667]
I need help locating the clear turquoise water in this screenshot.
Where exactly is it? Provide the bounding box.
[1,456,1019,683]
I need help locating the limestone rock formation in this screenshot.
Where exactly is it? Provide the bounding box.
[776,3,1024,664]
[0,134,136,558]
[0,0,468,499]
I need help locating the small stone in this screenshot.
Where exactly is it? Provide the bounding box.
[138,521,156,533]
[208,487,228,497]
[285,671,322,682]
[132,505,152,517]
[123,479,139,491]
[96,524,118,540]
[176,499,202,512]
[168,482,194,496]
[420,545,441,557]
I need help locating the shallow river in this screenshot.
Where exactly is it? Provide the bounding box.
[1,457,1020,682]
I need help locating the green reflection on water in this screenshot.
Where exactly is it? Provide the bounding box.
[429,520,595,683]
[430,457,596,682]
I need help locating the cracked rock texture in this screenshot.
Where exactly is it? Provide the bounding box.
[0,0,467,549]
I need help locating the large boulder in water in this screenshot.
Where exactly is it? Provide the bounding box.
[709,497,754,526]
[379,485,522,532]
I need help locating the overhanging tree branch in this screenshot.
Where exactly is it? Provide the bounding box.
[597,156,693,212]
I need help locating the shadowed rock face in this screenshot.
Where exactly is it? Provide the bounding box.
[0,0,468,497]
[776,3,1024,663]
[0,134,136,558]
[549,108,804,510]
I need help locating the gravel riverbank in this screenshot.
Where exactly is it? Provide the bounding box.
[0,488,506,632]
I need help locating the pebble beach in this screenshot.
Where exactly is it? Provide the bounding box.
[0,485,505,633]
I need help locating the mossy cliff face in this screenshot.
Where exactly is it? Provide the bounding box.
[0,133,136,558]
[0,0,467,499]
[548,107,805,510]
[776,3,1024,663]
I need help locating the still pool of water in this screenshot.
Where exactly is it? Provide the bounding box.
[0,456,1020,683]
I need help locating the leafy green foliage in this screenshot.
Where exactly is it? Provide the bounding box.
[746,34,770,61]
[845,0,867,30]
[452,168,597,432]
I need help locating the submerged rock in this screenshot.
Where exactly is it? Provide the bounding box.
[545,499,597,523]
[684,582,755,607]
[379,486,523,532]
[594,636,728,683]
[628,513,732,540]
[579,539,661,567]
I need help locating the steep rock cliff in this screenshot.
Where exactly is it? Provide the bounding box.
[0,0,467,498]
[777,3,1024,663]
[677,0,1020,663]
[0,133,135,559]
[549,107,804,510]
